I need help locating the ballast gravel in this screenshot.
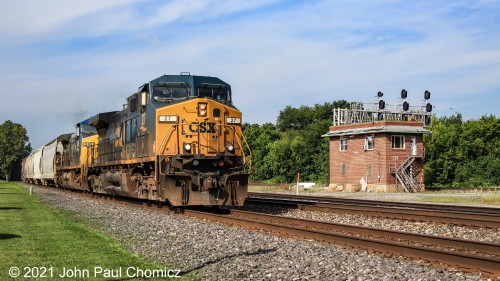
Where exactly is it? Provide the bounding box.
[240,203,500,244]
[30,186,495,281]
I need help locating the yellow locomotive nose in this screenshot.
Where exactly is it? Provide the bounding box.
[156,98,242,156]
[154,92,250,206]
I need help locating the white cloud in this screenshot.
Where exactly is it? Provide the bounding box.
[1,0,499,149]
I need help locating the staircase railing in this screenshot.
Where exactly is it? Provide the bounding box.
[395,151,423,193]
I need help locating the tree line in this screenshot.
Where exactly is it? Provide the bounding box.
[1,110,498,187]
[243,104,499,188]
[424,113,500,187]
[242,100,350,184]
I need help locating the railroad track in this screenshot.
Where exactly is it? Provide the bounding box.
[180,208,500,277]
[25,184,500,278]
[246,192,500,228]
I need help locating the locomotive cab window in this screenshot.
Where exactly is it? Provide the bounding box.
[129,96,137,113]
[153,83,191,102]
[196,83,231,103]
[81,125,97,136]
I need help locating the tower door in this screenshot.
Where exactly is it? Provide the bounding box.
[410,137,417,156]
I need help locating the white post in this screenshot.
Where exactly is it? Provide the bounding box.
[296,172,300,195]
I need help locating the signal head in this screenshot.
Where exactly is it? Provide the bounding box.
[403,101,409,111]
[401,89,408,99]
[424,90,431,100]
[426,103,432,112]
[378,100,385,110]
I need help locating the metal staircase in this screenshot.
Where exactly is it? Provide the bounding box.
[395,155,422,192]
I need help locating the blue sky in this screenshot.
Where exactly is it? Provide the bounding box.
[1,0,499,150]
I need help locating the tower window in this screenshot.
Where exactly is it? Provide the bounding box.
[391,135,405,149]
[340,138,347,151]
[365,136,374,150]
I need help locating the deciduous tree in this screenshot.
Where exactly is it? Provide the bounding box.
[0,120,31,181]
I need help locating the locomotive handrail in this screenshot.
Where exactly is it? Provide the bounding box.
[158,125,178,155]
[235,126,252,173]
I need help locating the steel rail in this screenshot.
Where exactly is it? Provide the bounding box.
[247,193,500,229]
[246,198,500,228]
[247,192,500,215]
[229,210,500,256]
[180,209,500,276]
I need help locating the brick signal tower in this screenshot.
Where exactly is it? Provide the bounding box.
[322,90,433,192]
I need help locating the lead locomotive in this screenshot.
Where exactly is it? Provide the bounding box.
[23,73,251,206]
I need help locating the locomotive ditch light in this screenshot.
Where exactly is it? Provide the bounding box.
[184,143,192,152]
[226,143,234,152]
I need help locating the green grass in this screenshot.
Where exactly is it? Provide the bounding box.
[418,192,500,205]
[0,181,183,280]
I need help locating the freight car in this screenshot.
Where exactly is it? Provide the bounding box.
[23,134,70,186]
[23,73,251,206]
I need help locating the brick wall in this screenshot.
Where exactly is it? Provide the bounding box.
[328,124,425,192]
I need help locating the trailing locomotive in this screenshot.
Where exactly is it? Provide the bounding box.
[23,73,251,206]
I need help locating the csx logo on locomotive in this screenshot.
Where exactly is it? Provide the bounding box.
[189,121,217,133]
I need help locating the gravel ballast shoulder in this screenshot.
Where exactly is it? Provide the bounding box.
[240,203,500,243]
[30,186,494,281]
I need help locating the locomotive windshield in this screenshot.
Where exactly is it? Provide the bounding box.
[196,83,231,103]
[153,83,191,102]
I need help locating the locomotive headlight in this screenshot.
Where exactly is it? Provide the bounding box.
[226,144,234,152]
[198,103,207,116]
[184,143,192,151]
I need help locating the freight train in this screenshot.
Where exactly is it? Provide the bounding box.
[22,73,251,206]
